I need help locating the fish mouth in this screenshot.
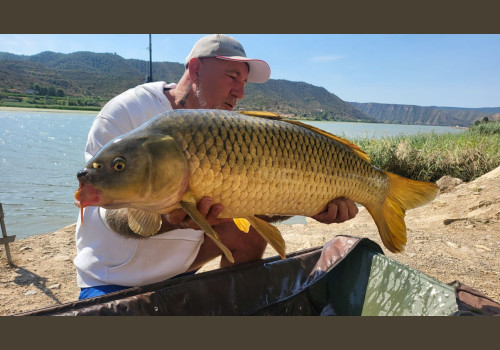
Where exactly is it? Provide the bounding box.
[76,168,103,207]
[75,181,102,226]
[75,182,102,208]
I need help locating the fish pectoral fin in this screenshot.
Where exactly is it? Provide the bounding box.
[246,216,287,260]
[233,218,251,233]
[127,209,162,237]
[180,200,234,264]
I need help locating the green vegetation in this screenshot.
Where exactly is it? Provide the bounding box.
[29,83,65,97]
[354,121,500,182]
[0,87,106,110]
[472,117,500,133]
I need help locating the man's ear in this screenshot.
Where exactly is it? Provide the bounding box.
[187,57,202,82]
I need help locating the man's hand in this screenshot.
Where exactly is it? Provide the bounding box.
[312,198,359,224]
[162,196,232,231]
[162,196,358,232]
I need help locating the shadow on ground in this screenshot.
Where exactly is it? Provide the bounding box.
[11,264,62,305]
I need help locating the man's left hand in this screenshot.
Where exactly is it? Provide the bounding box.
[312,198,359,224]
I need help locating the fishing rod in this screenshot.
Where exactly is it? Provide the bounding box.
[146,34,153,83]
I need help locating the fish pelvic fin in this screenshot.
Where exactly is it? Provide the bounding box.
[246,216,287,260]
[233,218,251,233]
[127,208,162,237]
[365,171,439,253]
[180,200,235,264]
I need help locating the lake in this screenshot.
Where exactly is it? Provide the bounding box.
[0,108,465,240]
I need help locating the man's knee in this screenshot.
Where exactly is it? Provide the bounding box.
[234,228,267,259]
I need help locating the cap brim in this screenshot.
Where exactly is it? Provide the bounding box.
[216,55,271,83]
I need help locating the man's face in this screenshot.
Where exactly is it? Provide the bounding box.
[194,58,249,110]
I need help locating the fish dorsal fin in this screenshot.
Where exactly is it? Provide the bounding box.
[233,218,251,233]
[179,194,234,263]
[237,111,283,120]
[238,111,369,162]
[127,208,162,237]
[246,216,286,260]
[282,119,370,162]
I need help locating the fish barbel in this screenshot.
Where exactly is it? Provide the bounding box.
[76,109,439,263]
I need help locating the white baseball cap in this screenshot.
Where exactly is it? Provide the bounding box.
[185,34,271,83]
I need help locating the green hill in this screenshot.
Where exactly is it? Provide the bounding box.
[350,102,500,127]
[1,51,498,126]
[0,51,372,121]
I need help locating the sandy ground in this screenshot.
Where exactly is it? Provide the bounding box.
[1,167,499,316]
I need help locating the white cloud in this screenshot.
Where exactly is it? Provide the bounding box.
[0,34,58,55]
[0,34,92,56]
[311,55,343,63]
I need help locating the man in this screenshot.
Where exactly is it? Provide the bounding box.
[75,34,359,300]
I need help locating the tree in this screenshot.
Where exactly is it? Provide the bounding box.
[48,86,56,96]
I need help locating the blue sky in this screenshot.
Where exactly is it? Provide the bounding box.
[1,34,499,108]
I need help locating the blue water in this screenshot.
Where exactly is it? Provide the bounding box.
[302,120,462,139]
[0,109,465,240]
[0,109,96,239]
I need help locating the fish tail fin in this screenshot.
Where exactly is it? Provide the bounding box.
[365,171,439,253]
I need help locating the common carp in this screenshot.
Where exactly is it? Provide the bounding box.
[75,109,439,263]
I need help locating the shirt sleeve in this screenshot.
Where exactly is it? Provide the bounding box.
[84,82,173,162]
[84,110,133,162]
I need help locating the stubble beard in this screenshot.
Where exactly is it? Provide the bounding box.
[178,82,215,109]
[194,85,209,109]
[194,80,228,110]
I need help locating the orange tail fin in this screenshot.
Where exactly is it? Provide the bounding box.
[365,171,439,253]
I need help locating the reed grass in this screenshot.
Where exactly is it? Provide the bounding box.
[353,121,500,182]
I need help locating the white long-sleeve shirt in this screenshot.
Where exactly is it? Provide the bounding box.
[74,82,204,288]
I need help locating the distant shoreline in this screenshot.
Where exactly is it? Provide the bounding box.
[0,106,98,114]
[0,106,478,128]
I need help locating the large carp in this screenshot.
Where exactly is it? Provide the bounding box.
[75,109,439,263]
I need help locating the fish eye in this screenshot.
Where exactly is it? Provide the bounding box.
[112,157,126,171]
